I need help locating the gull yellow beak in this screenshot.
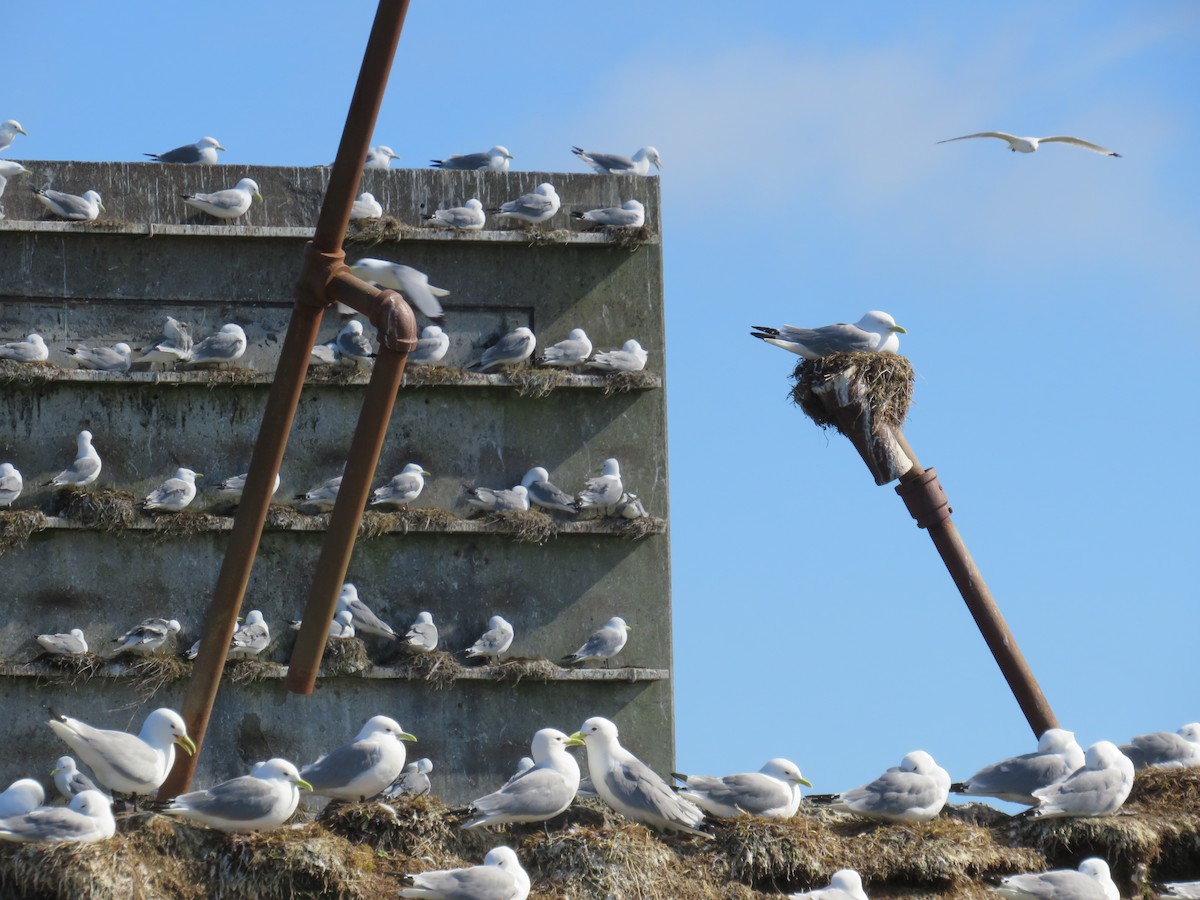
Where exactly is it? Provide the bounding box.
[890,325,907,334]
[216,143,227,152]
[21,167,31,175]
[50,765,64,776]
[565,734,585,747]
[399,731,417,742]
[99,203,107,213]
[797,776,813,788]
[177,734,198,756]
[505,152,514,159]
[420,469,432,477]
[297,777,314,792]
[253,192,264,203]
[17,126,28,136]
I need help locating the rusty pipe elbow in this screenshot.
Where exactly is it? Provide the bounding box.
[296,243,348,310]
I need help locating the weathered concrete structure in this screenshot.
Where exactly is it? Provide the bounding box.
[0,161,669,803]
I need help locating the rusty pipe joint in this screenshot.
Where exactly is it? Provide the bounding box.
[326,271,418,353]
[295,242,349,310]
[895,467,952,529]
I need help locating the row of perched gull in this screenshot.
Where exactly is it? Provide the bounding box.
[0,698,1195,897]
[30,582,632,669]
[0,311,649,374]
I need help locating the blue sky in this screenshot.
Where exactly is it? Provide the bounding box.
[4,1,1198,800]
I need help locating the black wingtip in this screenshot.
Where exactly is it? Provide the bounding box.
[806,793,837,804]
[48,706,67,723]
[1111,152,1123,158]
[430,160,445,168]
[670,772,687,783]
[569,211,585,219]
[571,146,585,155]
[143,153,159,161]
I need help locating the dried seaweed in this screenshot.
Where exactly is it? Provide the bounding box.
[56,487,138,531]
[0,509,48,554]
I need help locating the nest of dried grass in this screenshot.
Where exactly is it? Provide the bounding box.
[493,656,561,684]
[56,487,138,531]
[321,794,469,860]
[264,504,317,530]
[790,352,913,432]
[225,659,281,686]
[193,367,263,386]
[620,515,665,541]
[404,365,475,387]
[386,650,464,689]
[116,653,191,701]
[522,228,572,246]
[604,224,656,249]
[601,369,660,395]
[359,507,462,537]
[0,359,62,385]
[344,215,419,245]
[38,652,106,684]
[507,366,569,398]
[320,637,372,676]
[0,509,48,555]
[149,509,223,542]
[304,365,365,385]
[483,508,558,544]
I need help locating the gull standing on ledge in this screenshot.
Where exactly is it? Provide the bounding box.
[404,612,438,653]
[0,120,28,152]
[371,463,430,508]
[337,583,397,639]
[301,716,416,801]
[159,758,311,832]
[752,311,906,359]
[465,615,514,662]
[571,199,645,228]
[431,145,513,171]
[0,462,22,508]
[572,716,709,837]
[521,467,577,515]
[576,458,623,514]
[572,146,663,175]
[494,183,560,225]
[562,617,631,668]
[140,467,201,512]
[145,136,225,164]
[45,430,102,488]
[48,708,195,797]
[673,758,811,819]
[0,334,48,363]
[471,327,536,372]
[463,728,583,829]
[182,178,263,220]
[350,191,383,220]
[137,316,193,366]
[424,198,486,231]
[348,258,449,320]
[938,132,1121,157]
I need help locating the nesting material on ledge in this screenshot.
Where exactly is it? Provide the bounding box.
[0,359,62,385]
[148,510,224,542]
[197,367,262,386]
[56,488,138,532]
[402,365,476,387]
[117,653,190,702]
[620,515,666,541]
[0,509,47,555]
[600,224,656,249]
[386,650,464,690]
[320,636,371,676]
[522,228,573,246]
[343,215,419,245]
[602,369,659,395]
[359,508,459,539]
[225,659,279,686]
[24,652,105,686]
[484,508,559,544]
[493,656,561,684]
[790,352,915,485]
[506,366,570,398]
[264,504,318,530]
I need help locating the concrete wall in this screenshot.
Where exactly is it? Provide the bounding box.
[0,161,669,802]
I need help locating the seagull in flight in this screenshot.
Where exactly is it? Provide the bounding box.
[938,131,1121,157]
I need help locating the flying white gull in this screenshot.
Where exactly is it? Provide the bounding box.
[408,325,450,365]
[136,316,193,366]
[673,758,811,819]
[424,197,486,230]
[991,857,1119,900]
[464,728,583,829]
[364,145,399,169]
[66,342,132,372]
[0,790,115,845]
[752,311,906,359]
[184,323,247,368]
[52,757,103,801]
[562,617,631,668]
[572,146,663,175]
[571,199,645,228]
[182,177,263,220]
[159,758,311,832]
[572,716,709,836]
[141,467,201,513]
[0,780,44,817]
[0,462,22,508]
[383,758,433,799]
[465,484,530,513]
[431,145,513,172]
[1019,740,1134,819]
[0,120,28,152]
[0,333,49,363]
[295,475,341,511]
[400,845,530,900]
[371,463,430,508]
[350,191,383,220]
[404,611,438,652]
[348,258,449,320]
[145,136,226,164]
[112,617,181,656]
[37,628,89,656]
[34,188,104,221]
[1118,723,1200,771]
[494,183,560,225]
[301,716,416,801]
[539,328,592,368]
[810,750,950,822]
[788,869,870,900]
[472,326,536,372]
[45,430,102,488]
[521,467,577,514]
[587,339,648,373]
[465,615,514,662]
[48,707,195,797]
[576,458,623,513]
[337,583,397,639]
[335,319,375,368]
[938,132,1121,157]
[951,728,1086,806]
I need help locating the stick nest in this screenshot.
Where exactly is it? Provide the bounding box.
[404,365,476,387]
[113,653,191,701]
[620,515,666,541]
[0,509,48,555]
[56,488,138,531]
[790,352,914,432]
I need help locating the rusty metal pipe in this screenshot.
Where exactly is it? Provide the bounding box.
[286,295,415,694]
[893,435,1058,738]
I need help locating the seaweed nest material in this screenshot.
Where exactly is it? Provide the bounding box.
[403,365,476,387]
[359,507,460,537]
[264,504,318,530]
[485,508,558,544]
[790,352,913,433]
[320,636,372,676]
[386,650,463,689]
[506,366,569,398]
[344,215,419,245]
[601,369,660,395]
[149,509,224,542]
[620,514,666,541]
[0,509,48,555]
[0,359,62,385]
[116,653,191,701]
[56,487,138,532]
[492,656,561,684]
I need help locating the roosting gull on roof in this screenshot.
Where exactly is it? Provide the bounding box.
[674,758,811,819]
[159,759,311,832]
[809,750,949,823]
[1118,723,1200,771]
[561,617,631,668]
[45,430,101,488]
[521,467,577,514]
[951,728,1085,806]
[465,615,514,662]
[0,791,115,845]
[112,617,181,656]
[991,857,1119,899]
[145,136,225,164]
[752,311,906,359]
[424,198,486,231]
[182,178,262,220]
[48,708,195,797]
[399,846,530,900]
[301,716,416,801]
[0,333,48,363]
[34,188,104,220]
[572,716,709,836]
[493,183,560,225]
[463,728,583,829]
[348,258,448,320]
[572,146,663,175]
[431,145,513,172]
[938,131,1121,157]
[364,145,399,169]
[66,343,132,372]
[787,869,870,900]
[1017,741,1134,819]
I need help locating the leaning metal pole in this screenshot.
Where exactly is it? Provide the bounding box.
[159,0,413,797]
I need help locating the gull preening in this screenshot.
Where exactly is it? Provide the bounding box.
[227,609,271,660]
[66,342,133,372]
[571,199,645,228]
[424,197,486,231]
[472,326,536,372]
[350,191,383,220]
[46,430,102,488]
[0,462,22,507]
[159,758,311,833]
[951,728,1086,806]
[383,758,434,799]
[562,617,631,667]
[364,145,399,169]
[465,615,514,662]
[494,183,560,225]
[348,258,449,321]
[112,617,181,656]
[572,146,663,176]
[811,750,950,823]
[1118,723,1200,771]
[141,467,201,513]
[137,316,193,366]
[34,188,104,221]
[371,463,430,508]
[539,328,592,368]
[673,758,811,819]
[576,458,623,513]
[463,728,583,829]
[991,857,1119,900]
[431,145,513,172]
[0,120,28,152]
[184,323,247,368]
[521,467,577,515]
[145,136,226,165]
[335,319,375,368]
[408,325,450,366]
[301,715,416,801]
[587,339,648,373]
[400,846,530,900]
[0,333,49,363]
[752,311,906,359]
[938,131,1121,157]
[182,177,263,220]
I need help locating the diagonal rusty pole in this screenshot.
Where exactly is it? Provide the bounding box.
[160,0,413,797]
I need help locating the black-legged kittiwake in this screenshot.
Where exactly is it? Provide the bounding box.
[66,343,132,372]
[431,146,512,172]
[48,708,195,796]
[465,615,513,662]
[673,758,811,819]
[520,467,577,515]
[182,178,262,220]
[561,617,631,668]
[0,334,49,363]
[571,199,645,228]
[45,430,102,488]
[145,136,225,164]
[424,198,486,230]
[301,716,416,801]
[752,311,906,359]
[33,188,104,221]
[140,467,201,513]
[159,758,311,832]
[809,750,950,822]
[37,628,89,656]
[991,857,1119,899]
[938,132,1121,157]
[572,146,662,175]
[539,328,592,368]
[371,463,429,508]
[471,327,535,372]
[951,728,1085,806]
[183,323,246,368]
[348,258,448,320]
[493,182,560,225]
[463,728,583,829]
[399,845,529,900]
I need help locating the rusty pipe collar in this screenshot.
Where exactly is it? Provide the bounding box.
[895,467,952,529]
[295,243,349,310]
